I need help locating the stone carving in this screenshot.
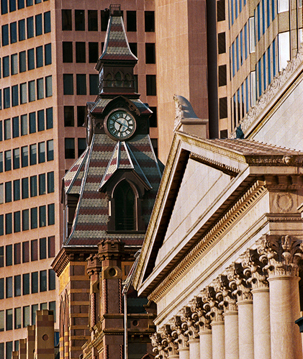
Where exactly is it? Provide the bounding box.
[190,296,211,332]
[171,316,189,350]
[173,94,200,130]
[201,286,224,322]
[231,45,303,138]
[275,193,293,212]
[256,235,303,277]
[213,275,237,312]
[181,306,199,339]
[151,332,167,359]
[226,263,252,301]
[241,249,268,290]
[161,325,178,357]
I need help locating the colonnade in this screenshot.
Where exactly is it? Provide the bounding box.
[151,235,303,359]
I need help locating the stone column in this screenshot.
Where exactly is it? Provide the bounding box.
[214,275,239,359]
[242,249,271,359]
[227,263,254,359]
[191,296,212,359]
[201,287,224,359]
[257,235,303,359]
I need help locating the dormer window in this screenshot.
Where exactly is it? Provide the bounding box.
[114,180,135,230]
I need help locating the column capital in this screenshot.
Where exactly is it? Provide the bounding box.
[150,332,168,359]
[161,325,178,357]
[256,235,303,278]
[201,286,224,322]
[226,262,252,301]
[171,315,189,350]
[241,248,269,290]
[213,274,237,312]
[190,296,211,333]
[180,306,199,340]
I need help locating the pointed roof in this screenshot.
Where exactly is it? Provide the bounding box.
[99,141,152,191]
[96,5,137,68]
[134,131,303,295]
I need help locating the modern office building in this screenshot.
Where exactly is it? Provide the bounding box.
[0,1,157,358]
[156,0,303,161]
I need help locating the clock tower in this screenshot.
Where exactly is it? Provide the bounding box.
[53,5,162,359]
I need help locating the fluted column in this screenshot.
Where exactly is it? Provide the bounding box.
[257,235,303,359]
[201,287,224,359]
[227,263,254,359]
[242,249,271,359]
[214,275,239,359]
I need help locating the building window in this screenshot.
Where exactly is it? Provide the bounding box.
[47,172,54,193]
[6,277,13,297]
[62,9,72,30]
[64,106,74,126]
[22,241,29,262]
[22,178,29,199]
[145,43,156,64]
[6,309,13,330]
[14,243,21,264]
[145,11,155,32]
[39,206,46,227]
[77,74,87,95]
[5,150,11,171]
[15,307,21,329]
[44,11,51,33]
[77,106,86,126]
[65,138,75,158]
[4,87,10,108]
[13,179,20,201]
[31,239,38,260]
[76,42,86,63]
[89,74,99,95]
[0,281,3,299]
[3,56,9,77]
[13,148,20,169]
[78,138,86,157]
[14,276,21,297]
[48,204,55,225]
[21,114,27,135]
[88,10,98,31]
[89,42,98,63]
[12,85,19,106]
[36,46,43,68]
[35,13,42,36]
[45,76,52,97]
[5,181,12,203]
[40,270,47,292]
[14,211,20,232]
[31,272,38,293]
[101,9,109,31]
[47,140,54,161]
[0,216,3,236]
[40,237,46,259]
[127,11,136,31]
[48,236,55,257]
[219,65,227,86]
[1,0,8,13]
[10,22,17,43]
[31,208,38,229]
[19,51,26,72]
[46,108,53,129]
[6,213,12,234]
[32,304,38,325]
[23,274,30,295]
[27,16,34,38]
[39,173,46,195]
[49,269,56,290]
[12,117,19,138]
[38,142,45,163]
[2,24,9,46]
[146,75,156,96]
[63,42,73,63]
[129,43,137,57]
[219,97,228,119]
[45,43,52,65]
[63,74,74,95]
[11,53,18,75]
[28,80,36,102]
[9,0,16,11]
[217,0,225,21]
[4,119,11,140]
[23,306,30,327]
[30,144,37,165]
[30,175,37,197]
[75,9,85,30]
[29,112,36,133]
[218,32,226,54]
[21,146,28,167]
[38,110,44,131]
[20,83,27,104]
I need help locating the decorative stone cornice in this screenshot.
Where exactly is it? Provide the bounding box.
[241,249,268,290]
[87,254,102,276]
[231,45,303,138]
[226,263,252,302]
[256,235,303,278]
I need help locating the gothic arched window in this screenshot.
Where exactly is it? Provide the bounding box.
[114,180,136,230]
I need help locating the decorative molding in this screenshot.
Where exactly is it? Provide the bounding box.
[189,153,240,176]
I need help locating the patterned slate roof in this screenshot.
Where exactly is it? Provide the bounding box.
[64,149,88,194]
[63,132,162,247]
[99,15,137,62]
[91,97,152,116]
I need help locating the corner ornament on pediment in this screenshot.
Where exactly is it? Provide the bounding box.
[256,235,303,278]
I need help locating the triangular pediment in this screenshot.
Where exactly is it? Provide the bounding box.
[134,131,303,296]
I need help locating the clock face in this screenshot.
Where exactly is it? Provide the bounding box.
[105,110,136,140]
